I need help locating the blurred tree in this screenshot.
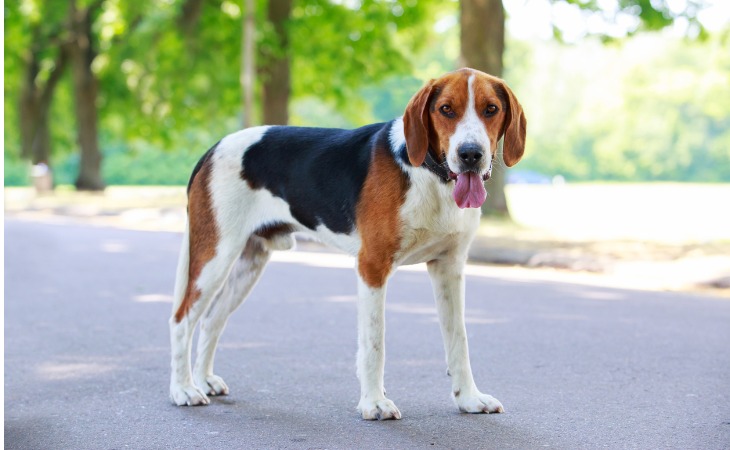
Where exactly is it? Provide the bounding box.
[66,0,105,190]
[261,0,291,124]
[7,1,68,182]
[262,0,436,124]
[7,0,722,189]
[6,0,438,189]
[6,0,143,191]
[179,0,205,38]
[460,0,713,217]
[518,33,730,182]
[107,0,437,140]
[242,0,256,127]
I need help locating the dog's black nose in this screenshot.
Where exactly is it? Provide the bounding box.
[457,143,484,167]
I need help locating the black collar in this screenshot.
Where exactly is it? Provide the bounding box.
[422,149,455,183]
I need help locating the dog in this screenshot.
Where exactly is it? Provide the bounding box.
[169,67,526,420]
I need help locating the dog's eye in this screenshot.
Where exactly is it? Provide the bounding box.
[484,104,499,116]
[440,105,455,118]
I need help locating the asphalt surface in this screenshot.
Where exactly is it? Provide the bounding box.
[5,218,730,449]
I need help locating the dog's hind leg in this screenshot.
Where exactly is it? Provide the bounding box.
[169,222,209,406]
[168,154,255,406]
[169,224,250,406]
[193,235,273,396]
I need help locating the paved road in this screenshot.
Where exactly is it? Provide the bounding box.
[5,218,730,449]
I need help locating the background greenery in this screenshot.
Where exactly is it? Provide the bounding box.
[4,0,730,186]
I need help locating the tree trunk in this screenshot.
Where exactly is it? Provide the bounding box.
[178,0,205,39]
[241,0,256,128]
[67,1,105,191]
[261,0,291,125]
[460,0,511,217]
[19,38,67,191]
[19,62,52,165]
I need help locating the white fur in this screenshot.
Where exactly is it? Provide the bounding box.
[397,165,481,265]
[355,275,401,420]
[427,256,504,414]
[313,224,360,256]
[169,222,209,406]
[447,74,491,175]
[389,117,406,155]
[194,237,272,394]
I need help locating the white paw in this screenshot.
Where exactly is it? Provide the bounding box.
[357,397,402,420]
[170,382,210,406]
[194,374,229,396]
[455,391,504,414]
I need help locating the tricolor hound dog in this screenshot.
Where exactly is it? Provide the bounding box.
[169,68,526,420]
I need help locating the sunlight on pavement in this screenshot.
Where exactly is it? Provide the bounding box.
[36,362,118,381]
[272,249,730,296]
[508,184,730,242]
[100,240,129,253]
[133,293,173,303]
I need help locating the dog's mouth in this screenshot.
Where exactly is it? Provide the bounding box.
[439,150,491,209]
[452,170,489,209]
[446,170,490,181]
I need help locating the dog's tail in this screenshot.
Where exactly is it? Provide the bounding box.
[171,220,191,320]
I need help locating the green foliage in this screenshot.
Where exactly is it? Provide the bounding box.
[4,0,728,187]
[102,144,200,185]
[5,0,444,185]
[550,0,709,41]
[98,0,242,151]
[288,0,437,121]
[96,0,441,147]
[517,33,730,182]
[4,154,30,186]
[4,0,75,159]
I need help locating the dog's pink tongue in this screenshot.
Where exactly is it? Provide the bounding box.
[453,172,487,209]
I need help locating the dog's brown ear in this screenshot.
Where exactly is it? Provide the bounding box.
[403,80,434,167]
[498,82,527,167]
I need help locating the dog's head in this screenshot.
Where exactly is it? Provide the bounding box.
[403,68,526,208]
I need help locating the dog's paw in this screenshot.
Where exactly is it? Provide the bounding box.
[455,391,504,414]
[357,397,402,420]
[194,374,229,396]
[170,382,210,406]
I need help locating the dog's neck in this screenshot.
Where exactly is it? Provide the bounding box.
[421,150,455,183]
[388,117,453,183]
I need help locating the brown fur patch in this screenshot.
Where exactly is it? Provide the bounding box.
[356,145,409,288]
[490,78,526,166]
[174,159,218,323]
[403,80,435,167]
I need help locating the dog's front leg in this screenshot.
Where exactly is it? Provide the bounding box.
[427,257,504,414]
[355,275,401,420]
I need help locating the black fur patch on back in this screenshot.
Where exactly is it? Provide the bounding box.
[242,123,391,234]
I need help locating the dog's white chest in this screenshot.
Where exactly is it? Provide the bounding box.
[396,171,481,266]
